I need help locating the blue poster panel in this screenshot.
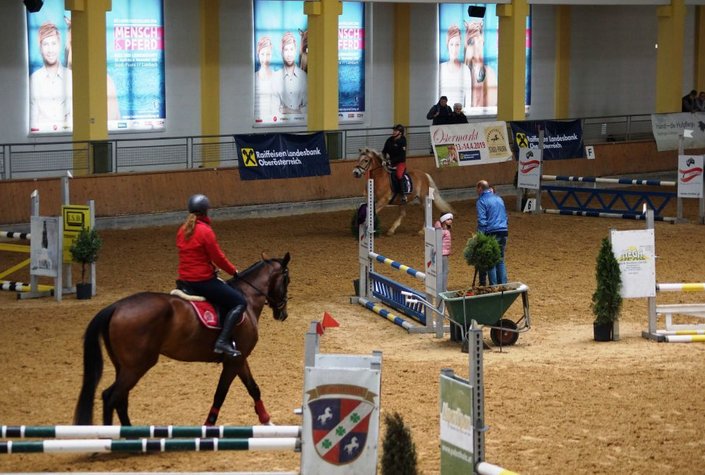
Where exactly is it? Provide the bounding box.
[253,1,365,126]
[26,0,166,134]
[235,132,331,180]
[438,3,531,117]
[509,120,585,160]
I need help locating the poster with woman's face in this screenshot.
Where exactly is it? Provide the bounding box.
[26,0,166,134]
[253,0,365,126]
[438,3,531,117]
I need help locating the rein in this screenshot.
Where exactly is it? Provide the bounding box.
[235,263,288,311]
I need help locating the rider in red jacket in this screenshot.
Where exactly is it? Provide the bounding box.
[177,194,246,357]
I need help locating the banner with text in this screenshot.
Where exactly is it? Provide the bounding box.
[517,147,542,190]
[677,154,704,198]
[509,120,584,160]
[651,112,705,152]
[235,132,330,180]
[610,228,656,299]
[431,121,512,167]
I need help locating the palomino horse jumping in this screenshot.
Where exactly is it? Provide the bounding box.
[74,252,291,426]
[352,147,453,235]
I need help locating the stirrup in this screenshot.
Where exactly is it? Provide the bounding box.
[214,340,241,357]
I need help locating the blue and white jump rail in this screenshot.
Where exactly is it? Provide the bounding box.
[352,179,444,335]
[1,321,383,475]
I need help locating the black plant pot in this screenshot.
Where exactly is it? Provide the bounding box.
[593,322,613,341]
[76,283,92,300]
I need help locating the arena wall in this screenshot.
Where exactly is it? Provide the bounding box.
[0,141,684,227]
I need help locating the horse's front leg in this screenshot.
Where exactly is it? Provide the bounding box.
[204,361,239,426]
[237,359,271,425]
[387,205,406,236]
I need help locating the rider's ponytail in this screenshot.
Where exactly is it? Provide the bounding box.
[181,213,198,240]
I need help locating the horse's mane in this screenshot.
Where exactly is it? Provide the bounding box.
[229,257,284,283]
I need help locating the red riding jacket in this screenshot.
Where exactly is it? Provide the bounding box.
[176,216,237,281]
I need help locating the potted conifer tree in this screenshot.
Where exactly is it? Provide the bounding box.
[69,227,102,300]
[463,232,501,291]
[591,237,622,341]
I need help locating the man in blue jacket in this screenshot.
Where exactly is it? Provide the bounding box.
[475,180,508,285]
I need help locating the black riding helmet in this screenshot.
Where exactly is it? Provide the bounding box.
[393,124,405,135]
[188,194,210,215]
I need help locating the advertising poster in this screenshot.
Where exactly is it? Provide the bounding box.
[438,3,531,117]
[510,120,584,160]
[431,121,512,167]
[517,147,542,190]
[26,0,166,134]
[677,155,704,199]
[439,372,474,473]
[610,229,656,299]
[235,132,330,180]
[651,113,705,152]
[253,1,365,125]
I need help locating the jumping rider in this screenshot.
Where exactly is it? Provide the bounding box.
[382,123,408,202]
[176,194,246,357]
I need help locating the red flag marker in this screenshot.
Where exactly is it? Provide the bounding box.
[322,312,340,329]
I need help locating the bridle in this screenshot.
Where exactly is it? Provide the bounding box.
[235,262,289,311]
[353,150,385,177]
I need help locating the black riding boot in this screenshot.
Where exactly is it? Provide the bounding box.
[214,305,245,357]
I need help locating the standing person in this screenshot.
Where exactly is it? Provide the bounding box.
[475,180,508,285]
[254,36,277,121]
[382,124,408,202]
[426,96,453,125]
[435,213,454,294]
[176,194,246,358]
[439,25,472,110]
[29,22,73,132]
[275,32,307,115]
[449,103,468,124]
[682,90,698,112]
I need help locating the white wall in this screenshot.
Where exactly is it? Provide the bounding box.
[0,1,698,144]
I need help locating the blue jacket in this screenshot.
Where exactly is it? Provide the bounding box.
[476,190,508,234]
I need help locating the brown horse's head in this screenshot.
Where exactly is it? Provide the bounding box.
[266,252,290,321]
[353,148,384,178]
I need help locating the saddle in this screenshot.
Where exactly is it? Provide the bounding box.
[171,280,224,329]
[387,170,412,198]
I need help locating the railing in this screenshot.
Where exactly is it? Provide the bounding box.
[0,114,655,180]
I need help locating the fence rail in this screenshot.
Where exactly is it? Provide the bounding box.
[0,114,655,180]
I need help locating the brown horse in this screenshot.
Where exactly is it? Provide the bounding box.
[74,252,291,426]
[352,148,453,235]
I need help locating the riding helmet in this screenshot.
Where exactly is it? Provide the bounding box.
[188,194,210,215]
[393,124,405,135]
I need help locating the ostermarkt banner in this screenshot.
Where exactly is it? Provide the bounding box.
[651,112,705,152]
[235,132,330,180]
[431,121,512,168]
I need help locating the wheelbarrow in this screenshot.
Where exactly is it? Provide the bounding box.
[439,282,531,347]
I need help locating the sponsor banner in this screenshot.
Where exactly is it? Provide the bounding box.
[235,132,330,180]
[439,372,474,473]
[651,112,705,152]
[510,120,584,160]
[610,229,656,299]
[517,147,542,190]
[30,216,61,278]
[26,0,166,134]
[253,1,365,126]
[438,3,531,117]
[431,122,512,167]
[677,155,704,198]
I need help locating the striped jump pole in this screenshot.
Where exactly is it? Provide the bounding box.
[477,461,520,475]
[368,252,426,281]
[0,437,301,454]
[0,231,31,240]
[656,283,705,292]
[542,175,676,187]
[661,334,705,343]
[0,281,54,293]
[1,425,301,440]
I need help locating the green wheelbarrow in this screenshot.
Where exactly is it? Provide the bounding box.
[439,282,531,347]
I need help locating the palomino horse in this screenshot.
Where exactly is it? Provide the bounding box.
[74,252,291,426]
[352,148,453,235]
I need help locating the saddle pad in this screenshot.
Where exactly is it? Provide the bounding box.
[189,301,221,329]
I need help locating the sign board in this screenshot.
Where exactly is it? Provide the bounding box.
[517,147,542,190]
[585,145,595,159]
[62,205,91,263]
[610,229,656,298]
[440,372,474,474]
[30,216,60,278]
[677,154,704,199]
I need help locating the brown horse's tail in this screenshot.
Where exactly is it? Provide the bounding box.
[74,304,115,425]
[426,174,454,214]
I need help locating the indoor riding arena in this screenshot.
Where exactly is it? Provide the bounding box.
[2,149,705,475]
